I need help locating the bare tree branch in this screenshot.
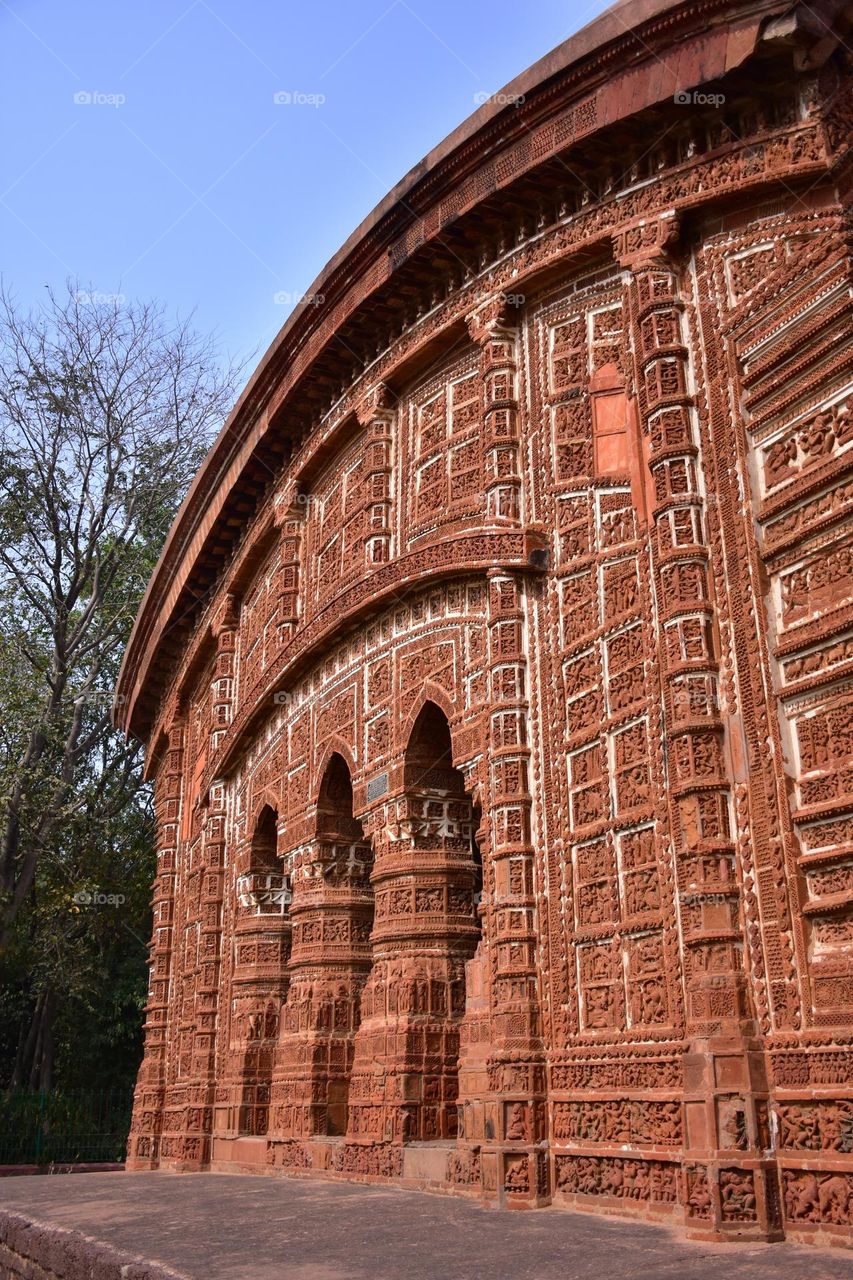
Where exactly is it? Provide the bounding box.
[0,281,240,950]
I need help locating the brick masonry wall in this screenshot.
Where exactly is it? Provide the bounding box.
[118,0,853,1250]
[0,1211,185,1280]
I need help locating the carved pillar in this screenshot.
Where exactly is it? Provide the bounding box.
[456,567,548,1205]
[346,724,480,1146]
[173,779,226,1167]
[357,382,395,565]
[615,214,780,1241]
[273,501,304,648]
[177,597,238,1166]
[468,300,523,522]
[223,807,292,1141]
[270,769,373,1142]
[127,716,185,1169]
[448,299,548,1204]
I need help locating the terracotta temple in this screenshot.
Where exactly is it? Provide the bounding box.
[115,0,853,1247]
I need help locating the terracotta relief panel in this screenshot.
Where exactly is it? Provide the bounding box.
[405,354,484,545]
[125,35,853,1247]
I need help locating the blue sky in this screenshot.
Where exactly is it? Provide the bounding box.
[1,0,614,371]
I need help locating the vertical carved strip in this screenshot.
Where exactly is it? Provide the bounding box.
[127,717,185,1169]
[357,383,396,565]
[452,299,547,1204]
[178,602,238,1165]
[181,778,226,1164]
[615,217,779,1241]
[274,509,303,649]
[457,564,547,1204]
[477,309,522,523]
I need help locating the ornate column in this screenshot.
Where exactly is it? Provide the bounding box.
[273,499,304,648]
[454,298,548,1206]
[356,382,395,566]
[127,716,185,1169]
[268,771,373,1148]
[458,569,548,1205]
[345,736,480,1150]
[172,779,226,1166]
[178,597,237,1166]
[615,214,780,1241]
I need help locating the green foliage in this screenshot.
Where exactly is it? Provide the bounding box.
[0,282,237,1099]
[0,1089,132,1164]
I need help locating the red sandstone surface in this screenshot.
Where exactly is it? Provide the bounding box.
[113,0,853,1249]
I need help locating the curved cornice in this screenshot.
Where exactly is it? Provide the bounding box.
[115,0,848,741]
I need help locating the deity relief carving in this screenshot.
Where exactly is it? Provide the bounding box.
[553,1100,682,1146]
[783,1170,853,1225]
[555,1156,679,1204]
[763,399,853,494]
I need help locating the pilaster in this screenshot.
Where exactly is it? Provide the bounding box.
[126,716,185,1169]
[615,214,781,1241]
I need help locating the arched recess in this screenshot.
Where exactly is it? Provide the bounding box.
[406,702,485,1099]
[316,751,362,843]
[313,735,358,809]
[404,698,461,787]
[400,682,458,762]
[230,802,292,1138]
[270,751,374,1139]
[347,700,481,1143]
[250,803,278,869]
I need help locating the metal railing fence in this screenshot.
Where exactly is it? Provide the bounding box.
[0,1088,132,1165]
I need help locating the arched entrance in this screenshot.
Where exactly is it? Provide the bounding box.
[270,752,374,1137]
[347,701,481,1142]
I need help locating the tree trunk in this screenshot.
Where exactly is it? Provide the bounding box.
[38,991,56,1092]
[10,989,43,1091]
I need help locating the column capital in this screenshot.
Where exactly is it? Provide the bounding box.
[613,210,682,271]
[273,484,308,526]
[211,591,239,639]
[355,380,396,426]
[465,292,521,345]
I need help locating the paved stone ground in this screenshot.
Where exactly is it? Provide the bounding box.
[1,1172,852,1280]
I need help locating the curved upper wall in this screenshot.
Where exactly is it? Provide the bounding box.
[115,0,851,739]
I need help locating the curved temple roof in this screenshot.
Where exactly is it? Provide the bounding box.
[115,0,846,740]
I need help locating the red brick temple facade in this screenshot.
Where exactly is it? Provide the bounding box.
[116,0,853,1247]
